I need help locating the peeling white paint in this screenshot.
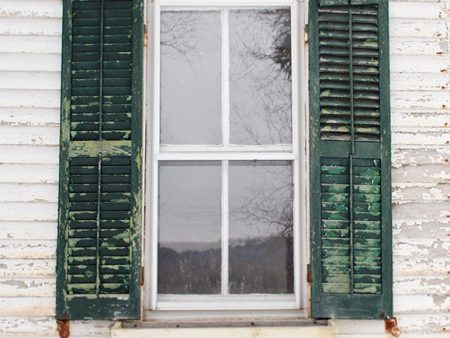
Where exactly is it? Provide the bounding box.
[0,0,448,337]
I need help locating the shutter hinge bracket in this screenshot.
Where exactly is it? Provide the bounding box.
[304,24,309,44]
[57,319,70,338]
[140,266,145,286]
[144,24,148,48]
[385,317,401,337]
[306,263,311,283]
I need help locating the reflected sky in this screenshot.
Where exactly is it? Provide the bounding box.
[160,8,292,146]
[159,161,222,250]
[158,161,222,294]
[160,11,222,144]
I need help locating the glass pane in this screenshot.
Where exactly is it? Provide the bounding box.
[158,161,221,294]
[229,161,294,294]
[160,11,222,144]
[230,9,292,145]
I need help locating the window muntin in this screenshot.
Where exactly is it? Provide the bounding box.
[151,0,300,310]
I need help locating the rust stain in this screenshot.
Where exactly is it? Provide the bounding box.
[385,317,401,337]
[57,320,70,338]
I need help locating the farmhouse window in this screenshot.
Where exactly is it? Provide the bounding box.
[56,0,392,321]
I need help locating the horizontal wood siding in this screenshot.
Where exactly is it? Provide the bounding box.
[0,0,448,336]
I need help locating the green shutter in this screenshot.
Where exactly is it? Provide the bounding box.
[56,0,143,320]
[309,0,392,319]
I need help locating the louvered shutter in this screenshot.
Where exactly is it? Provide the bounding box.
[309,0,392,318]
[56,0,143,320]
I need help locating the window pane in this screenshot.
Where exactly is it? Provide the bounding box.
[160,11,222,144]
[230,9,292,145]
[158,161,221,294]
[229,161,294,294]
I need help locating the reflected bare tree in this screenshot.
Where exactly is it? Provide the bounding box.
[229,163,294,293]
[228,10,294,291]
[230,8,292,145]
[161,12,201,60]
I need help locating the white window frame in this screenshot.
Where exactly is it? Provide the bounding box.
[144,0,309,315]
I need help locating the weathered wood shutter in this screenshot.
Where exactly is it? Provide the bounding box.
[309,0,392,318]
[56,0,143,320]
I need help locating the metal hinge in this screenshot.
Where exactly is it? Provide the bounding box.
[385,317,401,337]
[144,24,148,48]
[140,266,145,286]
[304,24,309,44]
[307,263,311,283]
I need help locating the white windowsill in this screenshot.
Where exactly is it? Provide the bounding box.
[111,320,337,338]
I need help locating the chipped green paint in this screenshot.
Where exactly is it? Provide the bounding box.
[57,0,144,321]
[321,165,347,175]
[69,140,132,156]
[310,0,392,319]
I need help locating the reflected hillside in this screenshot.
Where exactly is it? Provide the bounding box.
[158,235,293,294]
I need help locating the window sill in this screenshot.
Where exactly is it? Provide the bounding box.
[112,319,336,338]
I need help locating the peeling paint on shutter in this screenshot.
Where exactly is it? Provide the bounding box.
[56,0,143,320]
[310,0,392,319]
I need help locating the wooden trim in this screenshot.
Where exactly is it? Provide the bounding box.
[56,0,73,320]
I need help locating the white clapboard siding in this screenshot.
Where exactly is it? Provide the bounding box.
[394,257,449,276]
[393,219,449,238]
[0,0,448,337]
[0,17,62,36]
[390,72,449,91]
[0,35,61,54]
[392,145,449,166]
[0,240,56,259]
[392,111,450,127]
[0,53,61,72]
[0,259,55,278]
[390,18,447,38]
[0,72,61,90]
[390,55,448,73]
[0,164,59,183]
[0,278,55,297]
[0,184,58,203]
[0,222,57,241]
[0,145,59,164]
[0,109,60,126]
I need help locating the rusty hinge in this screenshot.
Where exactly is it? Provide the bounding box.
[140,266,145,286]
[304,24,309,44]
[57,319,70,338]
[144,24,148,48]
[307,263,311,283]
[385,317,401,337]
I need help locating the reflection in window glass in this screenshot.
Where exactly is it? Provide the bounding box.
[158,161,221,294]
[229,161,294,294]
[230,9,292,145]
[160,11,222,145]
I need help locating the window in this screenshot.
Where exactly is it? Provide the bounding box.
[57,0,392,321]
[149,0,304,310]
